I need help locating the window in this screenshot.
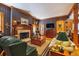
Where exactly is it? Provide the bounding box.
[0,12,4,33]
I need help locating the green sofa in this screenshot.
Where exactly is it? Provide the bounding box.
[0,36,38,56]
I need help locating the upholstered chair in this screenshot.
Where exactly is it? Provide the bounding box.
[0,36,38,56]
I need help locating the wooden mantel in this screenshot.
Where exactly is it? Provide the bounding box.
[73,4,78,45]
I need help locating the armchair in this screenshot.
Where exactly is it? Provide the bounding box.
[0,36,38,56]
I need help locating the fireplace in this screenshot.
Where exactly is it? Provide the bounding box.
[17,30,30,39]
[20,32,29,39]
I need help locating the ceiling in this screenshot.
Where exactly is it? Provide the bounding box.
[4,3,74,19]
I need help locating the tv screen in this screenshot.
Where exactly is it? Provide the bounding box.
[46,23,54,28]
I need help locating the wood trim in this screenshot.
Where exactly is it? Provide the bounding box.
[67,3,75,17]
[73,4,78,45]
[41,15,68,20]
[41,4,75,20]
[0,3,11,10]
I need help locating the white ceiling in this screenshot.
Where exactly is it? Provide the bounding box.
[4,3,74,19]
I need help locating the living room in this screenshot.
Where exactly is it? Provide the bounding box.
[0,3,79,56]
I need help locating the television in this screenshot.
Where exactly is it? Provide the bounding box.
[46,23,54,28]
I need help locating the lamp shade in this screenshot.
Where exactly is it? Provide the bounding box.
[57,32,68,41]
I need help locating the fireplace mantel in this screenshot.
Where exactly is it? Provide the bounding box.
[12,23,32,35]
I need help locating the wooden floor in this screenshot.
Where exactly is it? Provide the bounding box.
[27,38,52,56]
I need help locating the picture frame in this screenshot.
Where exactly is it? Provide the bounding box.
[21,18,29,25]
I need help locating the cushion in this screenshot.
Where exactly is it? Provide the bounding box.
[26,45,38,56]
[55,40,62,45]
[8,42,27,56]
[62,41,70,47]
[64,47,74,52]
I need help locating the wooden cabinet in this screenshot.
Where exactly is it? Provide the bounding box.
[0,12,4,33]
[45,29,56,38]
[56,20,65,33]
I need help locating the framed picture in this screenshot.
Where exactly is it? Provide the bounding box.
[21,18,29,25]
